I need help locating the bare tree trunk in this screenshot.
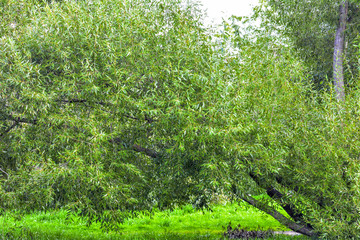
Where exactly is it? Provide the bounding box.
[333,1,348,101]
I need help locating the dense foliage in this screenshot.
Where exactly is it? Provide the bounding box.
[1,0,360,238]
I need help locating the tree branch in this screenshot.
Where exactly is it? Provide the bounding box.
[0,115,37,125]
[241,195,315,237]
[0,167,9,179]
[265,187,308,226]
[58,99,156,123]
[111,137,159,159]
[248,172,310,227]
[0,121,19,138]
[58,99,112,106]
[132,144,158,158]
[0,115,38,139]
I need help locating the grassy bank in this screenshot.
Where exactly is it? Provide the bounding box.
[0,201,309,240]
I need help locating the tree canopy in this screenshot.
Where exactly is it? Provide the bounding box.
[1,0,360,238]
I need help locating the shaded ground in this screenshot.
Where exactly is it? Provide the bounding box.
[223,222,303,239]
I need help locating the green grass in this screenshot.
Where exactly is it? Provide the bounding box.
[0,201,309,240]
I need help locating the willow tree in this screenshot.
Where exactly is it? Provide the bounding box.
[1,0,360,238]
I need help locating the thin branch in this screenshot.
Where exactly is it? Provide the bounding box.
[59,99,86,103]
[269,106,275,126]
[110,138,159,158]
[132,144,158,158]
[0,167,9,178]
[0,121,19,138]
[58,99,156,123]
[58,99,114,114]
[124,114,139,121]
[0,115,37,125]
[58,99,112,107]
[0,114,37,139]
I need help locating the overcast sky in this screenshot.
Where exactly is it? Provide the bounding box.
[196,0,259,26]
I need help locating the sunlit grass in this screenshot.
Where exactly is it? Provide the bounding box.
[121,202,288,234]
[0,201,309,240]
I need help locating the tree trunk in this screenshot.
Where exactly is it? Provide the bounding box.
[333,1,348,101]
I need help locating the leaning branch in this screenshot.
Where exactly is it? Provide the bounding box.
[266,187,307,225]
[241,195,315,237]
[248,172,309,227]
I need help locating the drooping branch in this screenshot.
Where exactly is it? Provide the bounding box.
[240,195,315,237]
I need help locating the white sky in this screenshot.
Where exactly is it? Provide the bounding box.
[196,0,260,26]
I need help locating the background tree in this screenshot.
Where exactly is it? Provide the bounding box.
[259,0,360,95]
[333,1,348,100]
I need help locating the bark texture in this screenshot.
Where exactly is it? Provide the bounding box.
[333,1,348,101]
